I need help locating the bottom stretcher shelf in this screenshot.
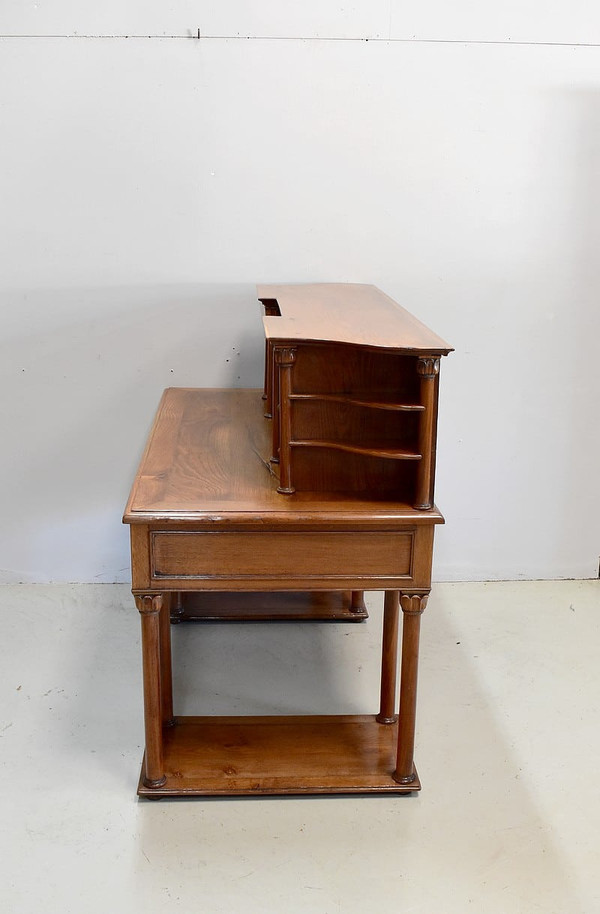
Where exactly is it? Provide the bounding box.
[171,591,368,622]
[137,714,420,797]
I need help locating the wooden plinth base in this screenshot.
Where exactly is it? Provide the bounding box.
[170,591,368,623]
[137,715,420,797]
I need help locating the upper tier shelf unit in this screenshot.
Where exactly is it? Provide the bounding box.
[257,283,453,507]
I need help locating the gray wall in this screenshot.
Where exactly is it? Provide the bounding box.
[1,4,599,582]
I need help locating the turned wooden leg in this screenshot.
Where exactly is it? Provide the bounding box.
[159,594,175,726]
[135,594,167,788]
[377,591,400,724]
[393,592,428,784]
[350,590,365,614]
[170,590,185,624]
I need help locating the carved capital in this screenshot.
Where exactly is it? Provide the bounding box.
[135,594,163,615]
[416,357,440,379]
[399,593,429,615]
[274,347,297,367]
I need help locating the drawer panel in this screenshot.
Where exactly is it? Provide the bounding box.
[151,531,414,581]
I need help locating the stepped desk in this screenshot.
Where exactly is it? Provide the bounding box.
[123,284,452,797]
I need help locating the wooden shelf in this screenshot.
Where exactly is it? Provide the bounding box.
[171,590,368,623]
[290,440,422,460]
[290,393,424,412]
[137,715,420,797]
[259,283,451,504]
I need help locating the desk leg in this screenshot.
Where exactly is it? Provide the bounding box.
[135,594,167,788]
[393,593,428,785]
[159,594,175,727]
[170,591,185,624]
[350,590,366,614]
[377,591,399,724]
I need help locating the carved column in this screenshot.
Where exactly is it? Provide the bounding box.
[393,592,428,785]
[414,357,440,510]
[275,347,297,494]
[377,590,400,724]
[135,594,167,788]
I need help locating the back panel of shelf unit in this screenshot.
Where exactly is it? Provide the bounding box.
[286,343,425,499]
[291,343,421,402]
[289,447,419,499]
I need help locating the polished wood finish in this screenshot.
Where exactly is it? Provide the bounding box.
[124,388,443,797]
[152,530,413,581]
[394,593,428,784]
[258,283,452,353]
[377,591,400,724]
[415,358,440,510]
[171,590,185,623]
[137,716,420,797]
[275,347,296,493]
[124,389,444,530]
[158,593,174,725]
[124,390,440,596]
[135,594,166,788]
[125,286,451,798]
[350,590,366,614]
[269,345,279,454]
[258,284,452,506]
[170,591,368,623]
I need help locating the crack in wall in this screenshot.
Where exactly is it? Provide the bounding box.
[1,35,599,48]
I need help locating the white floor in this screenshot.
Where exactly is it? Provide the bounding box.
[1,581,599,914]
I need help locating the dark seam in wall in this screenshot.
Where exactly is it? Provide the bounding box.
[0,35,599,48]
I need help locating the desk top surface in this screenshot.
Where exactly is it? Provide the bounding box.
[258,283,453,354]
[123,388,444,526]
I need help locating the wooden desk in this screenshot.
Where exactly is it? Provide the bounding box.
[124,388,444,797]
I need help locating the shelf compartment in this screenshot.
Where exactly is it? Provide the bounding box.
[171,590,367,622]
[289,393,424,412]
[137,715,420,797]
[290,440,422,460]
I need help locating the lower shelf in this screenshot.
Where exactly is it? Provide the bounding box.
[171,590,368,623]
[137,715,420,797]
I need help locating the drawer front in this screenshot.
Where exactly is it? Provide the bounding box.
[151,531,414,584]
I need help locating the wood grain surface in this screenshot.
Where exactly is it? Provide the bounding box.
[123,388,445,526]
[171,590,368,622]
[259,283,453,354]
[137,715,421,796]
